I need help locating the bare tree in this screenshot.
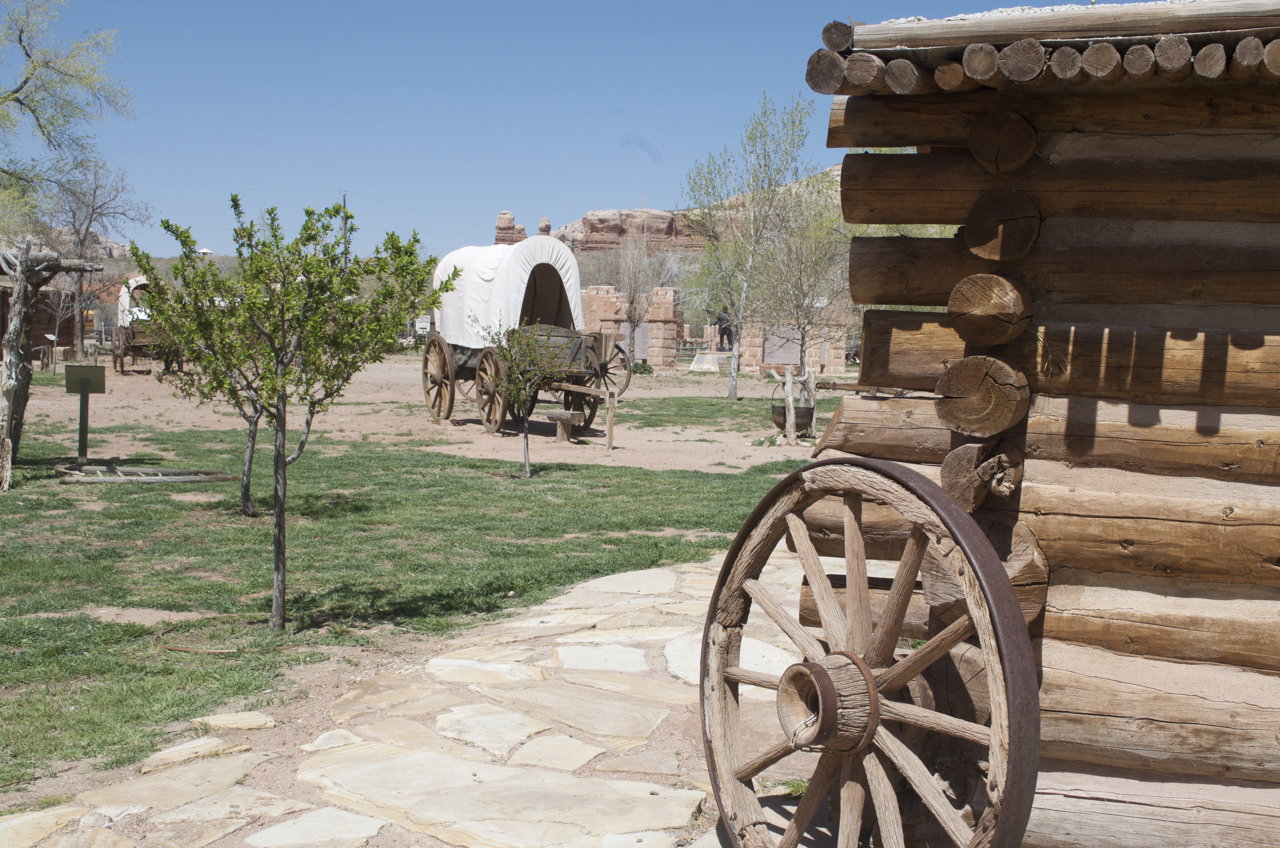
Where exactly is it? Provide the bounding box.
[758,170,853,375]
[683,94,815,400]
[36,280,74,372]
[41,159,150,356]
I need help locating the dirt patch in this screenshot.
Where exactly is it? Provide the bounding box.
[170,491,225,504]
[10,607,213,625]
[21,355,819,475]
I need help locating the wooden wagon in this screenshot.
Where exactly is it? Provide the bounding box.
[699,4,1280,847]
[421,235,630,433]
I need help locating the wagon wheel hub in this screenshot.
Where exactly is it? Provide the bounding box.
[777,651,879,753]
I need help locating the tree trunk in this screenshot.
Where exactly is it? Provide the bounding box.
[241,409,261,516]
[627,322,637,368]
[1,256,39,490]
[728,331,741,401]
[270,393,287,631]
[74,272,85,360]
[522,417,531,478]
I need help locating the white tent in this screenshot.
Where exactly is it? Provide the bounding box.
[431,235,582,349]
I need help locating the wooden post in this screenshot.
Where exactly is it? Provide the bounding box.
[78,378,90,464]
[606,390,615,451]
[784,367,797,447]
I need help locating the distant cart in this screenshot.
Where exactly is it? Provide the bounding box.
[421,236,631,434]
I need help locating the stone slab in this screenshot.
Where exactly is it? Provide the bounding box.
[0,806,90,848]
[574,571,678,595]
[507,736,605,771]
[547,645,648,673]
[299,729,363,752]
[139,736,247,772]
[38,826,136,847]
[151,785,313,824]
[497,613,609,633]
[475,681,669,741]
[664,632,794,698]
[331,675,440,722]
[603,833,677,848]
[79,805,146,828]
[355,718,493,761]
[78,752,274,811]
[142,819,250,848]
[428,818,589,848]
[385,691,464,717]
[437,646,536,662]
[595,750,680,776]
[559,671,698,705]
[191,710,275,730]
[426,658,547,684]
[555,627,693,645]
[310,749,703,835]
[436,704,551,757]
[245,807,387,847]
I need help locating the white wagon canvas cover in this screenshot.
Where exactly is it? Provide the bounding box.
[431,235,583,350]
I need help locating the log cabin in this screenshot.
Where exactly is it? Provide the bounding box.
[805,2,1280,845]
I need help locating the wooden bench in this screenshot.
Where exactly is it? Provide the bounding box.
[546,410,585,442]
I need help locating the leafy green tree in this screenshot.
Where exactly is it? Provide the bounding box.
[482,324,572,478]
[682,93,816,400]
[2,0,130,185]
[131,196,449,630]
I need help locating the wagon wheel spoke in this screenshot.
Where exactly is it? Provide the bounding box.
[733,739,797,782]
[843,494,872,655]
[602,343,631,397]
[786,512,849,652]
[777,752,842,848]
[862,749,905,848]
[876,614,975,695]
[837,756,867,848]
[867,525,929,668]
[878,699,990,747]
[874,726,974,848]
[742,579,826,663]
[725,667,779,690]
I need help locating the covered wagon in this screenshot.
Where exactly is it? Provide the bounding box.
[698,3,1280,848]
[422,235,630,433]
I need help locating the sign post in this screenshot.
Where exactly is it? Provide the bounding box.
[64,365,106,465]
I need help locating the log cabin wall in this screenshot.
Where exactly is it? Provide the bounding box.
[808,3,1280,845]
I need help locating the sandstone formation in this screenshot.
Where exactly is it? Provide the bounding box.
[492,209,701,252]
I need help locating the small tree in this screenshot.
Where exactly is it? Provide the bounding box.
[482,324,571,478]
[36,280,73,372]
[132,196,448,630]
[682,93,816,400]
[758,169,852,375]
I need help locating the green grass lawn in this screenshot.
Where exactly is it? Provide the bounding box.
[0,417,809,789]
[614,395,840,432]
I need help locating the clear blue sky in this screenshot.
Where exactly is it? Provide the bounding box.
[53,0,1094,259]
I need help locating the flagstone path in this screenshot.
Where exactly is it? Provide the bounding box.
[2,546,838,848]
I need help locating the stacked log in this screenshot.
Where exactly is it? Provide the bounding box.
[804,4,1280,841]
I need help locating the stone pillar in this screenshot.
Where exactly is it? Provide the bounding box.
[582,285,624,335]
[538,217,551,236]
[736,322,766,373]
[642,288,683,369]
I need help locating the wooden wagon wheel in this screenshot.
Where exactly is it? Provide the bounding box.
[476,347,508,433]
[602,342,632,398]
[701,456,1038,848]
[422,333,455,423]
[563,347,603,436]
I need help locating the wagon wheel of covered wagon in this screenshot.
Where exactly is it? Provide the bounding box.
[476,347,508,433]
[422,334,455,423]
[601,342,632,398]
[563,347,603,436]
[701,456,1038,848]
